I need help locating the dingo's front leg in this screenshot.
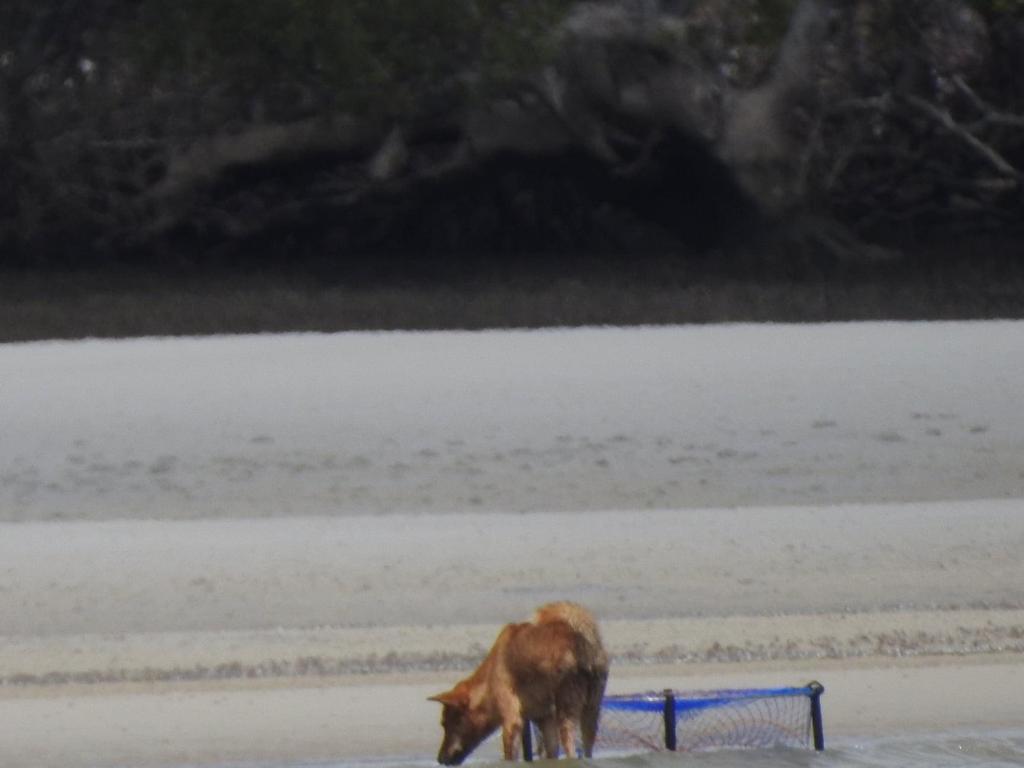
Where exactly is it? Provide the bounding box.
[501,720,522,761]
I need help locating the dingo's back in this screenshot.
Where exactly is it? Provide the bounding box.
[531,601,607,667]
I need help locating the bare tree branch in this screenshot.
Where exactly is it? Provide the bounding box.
[953,76,1024,130]
[904,94,1020,180]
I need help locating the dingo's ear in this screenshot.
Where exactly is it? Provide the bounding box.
[428,689,464,707]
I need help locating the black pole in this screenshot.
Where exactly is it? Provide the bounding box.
[522,720,533,762]
[663,689,677,751]
[808,681,825,751]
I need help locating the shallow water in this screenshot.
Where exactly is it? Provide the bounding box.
[215,731,1024,768]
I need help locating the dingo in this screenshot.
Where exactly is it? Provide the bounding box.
[429,601,609,764]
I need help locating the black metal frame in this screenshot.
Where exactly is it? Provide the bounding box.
[809,680,825,751]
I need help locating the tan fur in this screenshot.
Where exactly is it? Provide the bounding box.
[429,602,609,764]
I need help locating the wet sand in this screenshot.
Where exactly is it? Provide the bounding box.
[4,654,1024,768]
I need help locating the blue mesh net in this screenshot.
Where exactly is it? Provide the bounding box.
[525,683,823,758]
[596,685,821,754]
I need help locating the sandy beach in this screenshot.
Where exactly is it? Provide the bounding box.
[1,506,1023,767]
[2,322,1023,767]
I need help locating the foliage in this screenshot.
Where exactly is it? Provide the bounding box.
[120,0,573,124]
[0,0,575,263]
[745,0,801,45]
[967,0,1024,16]
[1,0,1021,272]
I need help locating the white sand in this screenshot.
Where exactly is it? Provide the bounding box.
[3,322,1022,520]
[3,501,1023,636]
[2,322,1023,767]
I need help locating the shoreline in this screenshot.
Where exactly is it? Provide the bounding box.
[3,266,1024,344]
[3,654,1023,768]
[3,605,1022,767]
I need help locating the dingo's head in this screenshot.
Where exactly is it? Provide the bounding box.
[428,683,495,765]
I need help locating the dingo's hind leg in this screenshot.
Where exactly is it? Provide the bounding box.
[537,718,560,759]
[580,670,608,757]
[559,719,578,758]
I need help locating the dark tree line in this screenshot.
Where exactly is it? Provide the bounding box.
[2,0,1022,280]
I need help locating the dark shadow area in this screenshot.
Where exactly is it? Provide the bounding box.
[153,129,756,286]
